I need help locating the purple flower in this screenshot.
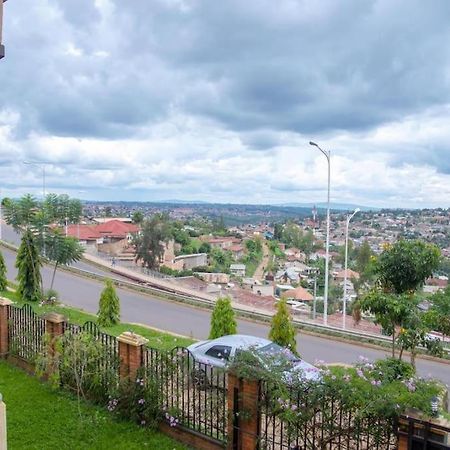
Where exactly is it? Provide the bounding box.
[138,398,145,405]
[140,420,146,426]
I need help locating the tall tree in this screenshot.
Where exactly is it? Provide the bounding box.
[269,299,297,354]
[426,286,450,342]
[131,211,144,225]
[97,279,120,327]
[356,240,372,275]
[16,229,42,302]
[375,240,441,294]
[360,291,414,358]
[133,215,171,270]
[209,296,237,339]
[45,230,84,290]
[0,250,7,291]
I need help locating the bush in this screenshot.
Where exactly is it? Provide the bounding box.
[43,288,59,305]
[373,357,415,382]
[209,296,237,339]
[97,279,120,327]
[0,250,7,291]
[108,368,162,429]
[269,299,297,354]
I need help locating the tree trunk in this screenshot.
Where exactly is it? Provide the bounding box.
[392,330,396,358]
[410,347,417,370]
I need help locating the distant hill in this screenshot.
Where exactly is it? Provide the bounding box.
[279,202,380,212]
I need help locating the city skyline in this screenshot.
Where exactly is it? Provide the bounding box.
[1,1,450,208]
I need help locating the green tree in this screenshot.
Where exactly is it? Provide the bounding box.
[0,250,7,291]
[376,240,441,294]
[356,240,372,274]
[16,229,42,302]
[3,194,39,231]
[209,296,237,339]
[273,223,283,240]
[269,299,297,353]
[45,231,84,290]
[198,242,211,254]
[425,286,450,341]
[360,290,416,358]
[97,279,120,327]
[131,211,144,224]
[133,215,171,270]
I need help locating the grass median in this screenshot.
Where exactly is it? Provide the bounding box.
[1,289,195,351]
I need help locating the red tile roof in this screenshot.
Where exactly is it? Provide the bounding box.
[66,225,101,241]
[96,220,139,238]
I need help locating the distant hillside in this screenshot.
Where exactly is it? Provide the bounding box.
[279,202,380,212]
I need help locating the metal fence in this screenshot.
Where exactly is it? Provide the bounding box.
[257,381,398,450]
[398,416,450,450]
[62,320,120,392]
[143,346,228,444]
[7,304,46,361]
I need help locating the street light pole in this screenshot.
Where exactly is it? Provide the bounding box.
[343,208,360,330]
[309,141,331,326]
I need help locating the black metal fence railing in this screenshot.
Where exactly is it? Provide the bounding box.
[7,304,46,362]
[257,381,398,450]
[62,320,120,392]
[398,416,450,450]
[142,346,228,444]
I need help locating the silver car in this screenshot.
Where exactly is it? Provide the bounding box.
[187,334,321,382]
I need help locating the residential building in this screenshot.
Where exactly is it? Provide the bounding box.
[230,264,246,277]
[282,286,314,302]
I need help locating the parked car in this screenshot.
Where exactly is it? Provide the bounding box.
[187,334,321,383]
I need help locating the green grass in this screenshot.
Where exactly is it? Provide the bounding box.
[1,289,195,351]
[0,361,188,450]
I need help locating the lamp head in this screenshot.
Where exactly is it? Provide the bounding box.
[309,141,318,147]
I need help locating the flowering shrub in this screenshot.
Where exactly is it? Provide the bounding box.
[232,350,443,448]
[107,368,162,429]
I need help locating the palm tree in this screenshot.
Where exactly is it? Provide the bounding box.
[45,230,84,290]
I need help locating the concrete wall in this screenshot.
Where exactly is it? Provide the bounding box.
[174,253,207,270]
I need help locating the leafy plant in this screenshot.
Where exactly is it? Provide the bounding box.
[97,279,121,327]
[209,296,237,339]
[0,249,7,291]
[108,367,162,429]
[16,229,43,302]
[269,298,297,354]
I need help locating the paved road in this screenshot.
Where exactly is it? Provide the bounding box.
[1,244,449,387]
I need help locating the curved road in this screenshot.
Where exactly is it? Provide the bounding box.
[1,228,449,387]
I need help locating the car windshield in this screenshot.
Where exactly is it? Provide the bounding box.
[256,343,300,363]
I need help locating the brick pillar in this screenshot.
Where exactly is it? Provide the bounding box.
[397,435,408,450]
[227,373,261,450]
[117,332,148,381]
[43,312,66,378]
[0,298,13,358]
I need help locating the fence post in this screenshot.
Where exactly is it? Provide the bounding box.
[43,312,66,378]
[0,298,12,358]
[0,393,6,450]
[117,331,148,380]
[227,373,261,450]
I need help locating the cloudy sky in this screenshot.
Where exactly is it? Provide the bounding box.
[1,0,450,208]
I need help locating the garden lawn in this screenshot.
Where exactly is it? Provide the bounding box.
[2,289,195,351]
[0,361,188,450]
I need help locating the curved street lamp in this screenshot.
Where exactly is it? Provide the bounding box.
[309,141,331,326]
[343,208,360,329]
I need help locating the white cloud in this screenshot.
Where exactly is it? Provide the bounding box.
[1,0,450,208]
